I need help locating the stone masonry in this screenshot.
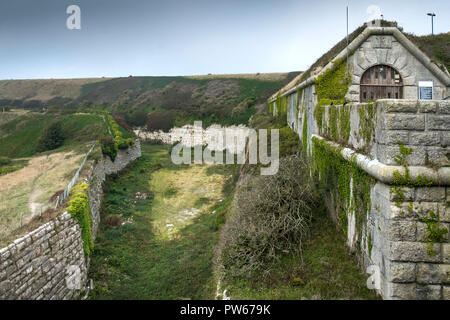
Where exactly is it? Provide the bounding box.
[307,100,449,299]
[0,140,141,300]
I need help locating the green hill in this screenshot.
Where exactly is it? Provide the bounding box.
[0,113,109,158]
[0,73,299,127]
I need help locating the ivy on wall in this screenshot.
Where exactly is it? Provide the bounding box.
[315,57,351,107]
[67,183,94,256]
[311,136,374,245]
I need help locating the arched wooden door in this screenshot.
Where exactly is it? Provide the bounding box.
[360,65,403,102]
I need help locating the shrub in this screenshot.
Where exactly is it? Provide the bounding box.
[100,115,135,159]
[221,155,316,278]
[67,183,94,256]
[36,121,65,152]
[105,214,123,227]
[0,165,19,176]
[147,111,175,132]
[0,156,12,166]
[112,114,133,132]
[100,136,117,161]
[126,110,148,127]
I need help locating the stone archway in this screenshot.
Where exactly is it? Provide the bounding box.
[360,65,403,102]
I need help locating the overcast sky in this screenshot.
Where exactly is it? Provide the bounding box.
[0,0,448,80]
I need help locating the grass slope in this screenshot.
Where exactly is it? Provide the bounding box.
[0,113,109,158]
[88,143,238,299]
[224,209,380,300]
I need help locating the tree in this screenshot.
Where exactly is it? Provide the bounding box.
[36,121,65,152]
[146,111,175,132]
[126,110,148,127]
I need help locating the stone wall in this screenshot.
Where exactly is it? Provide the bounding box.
[289,97,449,299]
[347,34,448,101]
[0,140,141,300]
[135,124,251,154]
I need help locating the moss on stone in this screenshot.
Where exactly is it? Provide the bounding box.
[311,137,374,239]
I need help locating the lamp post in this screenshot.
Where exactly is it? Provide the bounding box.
[427,13,436,35]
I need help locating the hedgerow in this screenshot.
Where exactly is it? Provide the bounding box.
[100,114,135,160]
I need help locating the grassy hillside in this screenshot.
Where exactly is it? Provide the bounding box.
[0,73,299,127]
[0,112,109,158]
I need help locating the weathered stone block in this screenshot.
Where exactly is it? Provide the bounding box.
[379,145,426,165]
[426,147,450,166]
[387,220,416,242]
[443,286,450,300]
[439,204,450,223]
[385,114,425,130]
[438,101,450,114]
[378,130,410,145]
[388,282,416,299]
[385,101,418,113]
[389,241,441,263]
[442,132,450,147]
[409,132,440,146]
[415,284,442,299]
[416,263,448,284]
[386,261,416,283]
[418,101,438,113]
[415,187,445,202]
[427,115,450,131]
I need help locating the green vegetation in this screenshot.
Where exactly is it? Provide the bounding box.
[0,113,108,158]
[88,143,238,299]
[311,137,374,238]
[223,209,379,300]
[419,210,448,256]
[100,114,135,160]
[302,110,308,154]
[67,183,94,256]
[0,73,299,128]
[221,156,316,278]
[36,121,65,152]
[358,102,376,152]
[406,32,450,73]
[315,58,351,107]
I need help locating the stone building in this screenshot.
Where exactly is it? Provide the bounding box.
[268,21,450,300]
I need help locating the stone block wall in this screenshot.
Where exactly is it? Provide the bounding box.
[0,140,141,300]
[301,99,449,299]
[0,213,87,300]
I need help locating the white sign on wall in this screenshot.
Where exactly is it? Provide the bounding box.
[418,81,433,100]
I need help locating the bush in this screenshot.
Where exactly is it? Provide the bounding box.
[105,214,123,227]
[147,111,175,132]
[112,114,133,132]
[36,121,65,152]
[100,136,117,161]
[221,155,317,278]
[0,156,12,166]
[67,183,94,256]
[0,165,19,176]
[126,110,148,127]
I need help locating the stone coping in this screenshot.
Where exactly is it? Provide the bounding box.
[269,27,450,102]
[312,134,450,186]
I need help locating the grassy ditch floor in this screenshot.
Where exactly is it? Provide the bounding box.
[88,143,238,299]
[223,210,380,300]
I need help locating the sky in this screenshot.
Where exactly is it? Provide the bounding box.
[0,0,449,80]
